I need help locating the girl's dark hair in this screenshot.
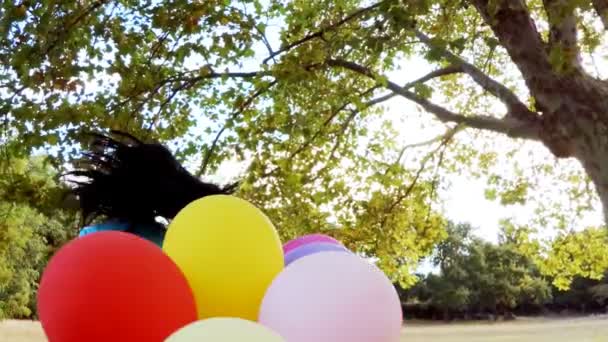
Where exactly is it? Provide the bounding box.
[67,130,237,226]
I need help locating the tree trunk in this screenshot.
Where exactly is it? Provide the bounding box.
[574,120,608,224]
[571,116,608,225]
[536,76,608,225]
[581,153,608,225]
[468,0,608,224]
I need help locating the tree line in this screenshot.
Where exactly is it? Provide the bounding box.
[396,222,608,321]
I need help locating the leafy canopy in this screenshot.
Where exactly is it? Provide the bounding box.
[1,0,607,286]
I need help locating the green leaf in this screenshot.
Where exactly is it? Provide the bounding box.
[413,83,433,98]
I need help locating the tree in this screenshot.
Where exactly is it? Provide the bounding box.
[2,0,454,286]
[589,283,608,307]
[502,219,608,289]
[424,222,474,319]
[541,226,608,289]
[551,274,607,313]
[0,156,77,319]
[1,1,606,283]
[426,273,471,320]
[433,222,475,269]
[422,222,552,320]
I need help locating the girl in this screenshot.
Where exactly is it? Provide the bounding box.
[68,130,237,247]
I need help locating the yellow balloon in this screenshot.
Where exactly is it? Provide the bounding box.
[165,318,285,341]
[162,195,284,320]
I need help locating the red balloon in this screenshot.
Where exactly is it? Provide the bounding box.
[37,231,197,342]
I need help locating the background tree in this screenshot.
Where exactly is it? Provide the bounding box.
[429,222,475,319]
[0,156,77,319]
[425,273,471,320]
[408,221,552,321]
[502,219,608,289]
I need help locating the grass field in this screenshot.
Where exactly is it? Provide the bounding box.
[402,316,608,342]
[2,316,607,341]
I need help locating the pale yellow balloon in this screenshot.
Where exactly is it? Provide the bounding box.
[162,195,284,320]
[165,318,285,342]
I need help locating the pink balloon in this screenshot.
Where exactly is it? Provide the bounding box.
[284,242,350,266]
[282,234,340,254]
[259,252,402,342]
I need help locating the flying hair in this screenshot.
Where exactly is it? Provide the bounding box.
[67,130,237,227]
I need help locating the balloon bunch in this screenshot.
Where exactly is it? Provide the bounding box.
[37,195,402,342]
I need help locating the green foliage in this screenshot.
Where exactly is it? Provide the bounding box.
[0,202,48,319]
[0,155,76,319]
[426,273,471,312]
[239,150,447,286]
[499,219,608,290]
[549,273,608,314]
[541,227,608,290]
[412,222,552,318]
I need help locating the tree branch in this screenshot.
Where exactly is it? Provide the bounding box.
[147,31,171,68]
[468,0,556,96]
[380,128,455,229]
[109,68,268,116]
[196,80,277,177]
[287,66,463,164]
[255,23,277,63]
[145,81,190,132]
[308,108,360,183]
[395,124,465,167]
[265,88,388,181]
[383,124,463,180]
[327,58,541,140]
[414,30,539,123]
[543,0,582,70]
[44,0,109,55]
[176,69,268,83]
[288,86,379,160]
[592,0,608,29]
[359,65,465,107]
[408,64,465,86]
[263,0,387,63]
